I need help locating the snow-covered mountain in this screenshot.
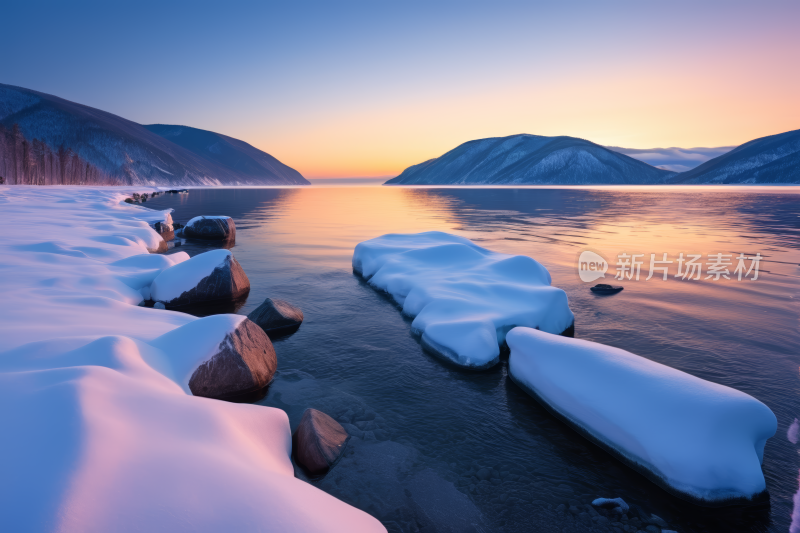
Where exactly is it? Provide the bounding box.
[668,129,800,184]
[607,146,734,172]
[0,83,309,186]
[385,134,675,185]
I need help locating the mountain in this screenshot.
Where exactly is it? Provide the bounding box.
[143,124,306,185]
[384,134,675,185]
[607,146,734,173]
[667,129,800,184]
[0,83,309,186]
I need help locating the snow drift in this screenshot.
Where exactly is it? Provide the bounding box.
[0,186,384,532]
[507,327,777,506]
[352,232,574,368]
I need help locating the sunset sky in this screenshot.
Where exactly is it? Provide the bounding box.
[4,1,800,178]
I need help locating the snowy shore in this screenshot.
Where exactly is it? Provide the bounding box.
[0,187,384,532]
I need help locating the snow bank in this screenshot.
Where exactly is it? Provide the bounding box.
[0,186,385,532]
[352,231,573,368]
[507,327,776,505]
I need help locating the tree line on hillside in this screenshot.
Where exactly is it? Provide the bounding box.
[0,124,120,185]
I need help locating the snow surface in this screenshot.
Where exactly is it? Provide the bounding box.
[0,186,385,532]
[352,231,574,368]
[187,215,232,224]
[151,248,231,303]
[507,327,777,504]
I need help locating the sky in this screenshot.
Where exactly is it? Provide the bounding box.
[3,1,800,178]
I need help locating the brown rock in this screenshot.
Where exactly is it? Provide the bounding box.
[293,408,349,476]
[188,318,276,401]
[154,221,175,241]
[247,298,304,337]
[148,236,168,254]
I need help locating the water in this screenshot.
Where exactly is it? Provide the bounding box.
[146,185,800,533]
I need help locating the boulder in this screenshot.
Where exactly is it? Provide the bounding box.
[188,318,277,401]
[154,221,175,241]
[293,408,349,476]
[147,236,168,254]
[150,249,250,309]
[183,216,236,242]
[247,298,304,337]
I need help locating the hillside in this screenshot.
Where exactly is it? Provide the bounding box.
[0,83,308,186]
[385,134,675,185]
[668,129,800,184]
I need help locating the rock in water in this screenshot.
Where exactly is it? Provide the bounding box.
[154,221,175,241]
[187,318,277,401]
[150,249,250,309]
[184,216,236,242]
[293,409,349,476]
[247,298,304,337]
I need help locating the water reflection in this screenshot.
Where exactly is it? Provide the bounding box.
[146,186,800,533]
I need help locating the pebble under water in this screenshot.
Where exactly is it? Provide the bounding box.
[146,184,800,533]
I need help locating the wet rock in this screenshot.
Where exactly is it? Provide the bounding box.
[590,283,624,294]
[247,298,304,337]
[183,215,236,242]
[646,515,668,528]
[151,249,250,309]
[153,302,166,309]
[154,221,175,241]
[644,526,660,533]
[188,318,276,401]
[293,408,349,476]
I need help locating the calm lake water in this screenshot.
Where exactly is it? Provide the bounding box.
[146,184,800,533]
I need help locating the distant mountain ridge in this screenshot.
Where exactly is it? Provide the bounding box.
[668,129,800,184]
[607,146,734,172]
[0,83,308,186]
[385,134,676,185]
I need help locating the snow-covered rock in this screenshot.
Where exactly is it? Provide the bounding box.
[352,231,574,369]
[0,186,385,532]
[293,408,350,476]
[152,314,277,401]
[248,297,304,337]
[507,327,777,505]
[183,215,236,241]
[150,249,250,308]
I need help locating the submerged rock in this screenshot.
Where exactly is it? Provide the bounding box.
[183,216,236,242]
[590,283,623,294]
[188,318,276,401]
[150,249,250,309]
[247,298,304,337]
[293,408,349,476]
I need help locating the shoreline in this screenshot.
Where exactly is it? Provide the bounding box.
[0,186,384,532]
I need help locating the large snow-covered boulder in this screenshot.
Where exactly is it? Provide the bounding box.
[150,249,250,308]
[506,327,777,505]
[183,215,236,241]
[248,297,304,337]
[293,408,349,476]
[152,314,276,401]
[352,232,574,369]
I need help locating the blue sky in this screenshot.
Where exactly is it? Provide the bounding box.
[4,1,799,177]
